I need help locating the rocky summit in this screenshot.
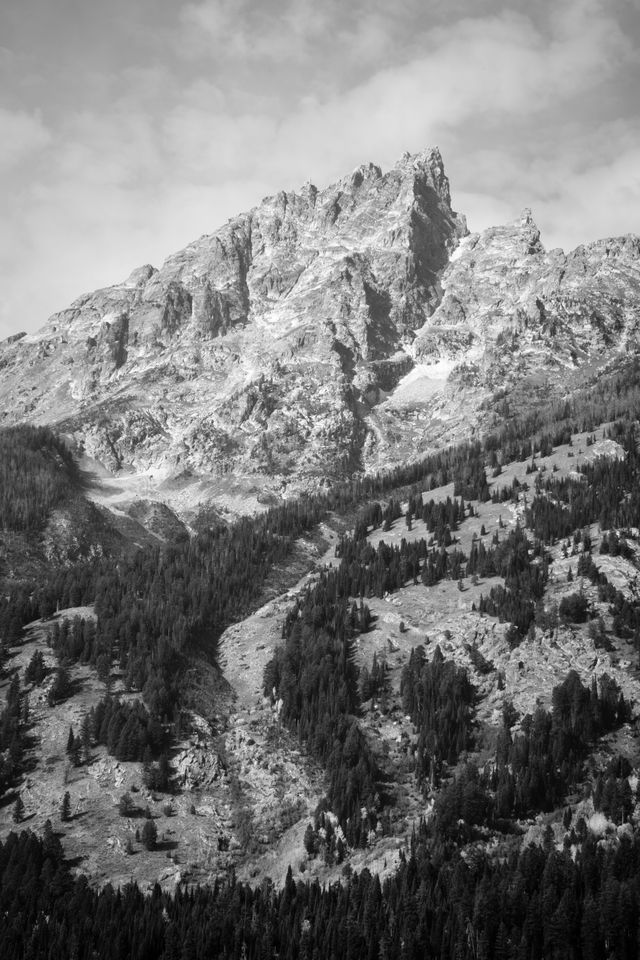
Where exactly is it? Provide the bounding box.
[1,148,639,521]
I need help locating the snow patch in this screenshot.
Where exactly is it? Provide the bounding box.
[387,360,454,407]
[448,235,474,263]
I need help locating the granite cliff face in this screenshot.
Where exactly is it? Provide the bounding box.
[0,149,639,518]
[416,210,640,376]
[357,209,640,470]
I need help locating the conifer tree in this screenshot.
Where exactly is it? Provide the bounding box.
[141,818,157,850]
[12,794,24,823]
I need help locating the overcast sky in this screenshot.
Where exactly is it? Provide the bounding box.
[1,0,639,339]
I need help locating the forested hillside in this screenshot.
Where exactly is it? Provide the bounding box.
[0,425,78,531]
[3,358,640,957]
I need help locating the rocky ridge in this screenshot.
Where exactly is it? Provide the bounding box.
[1,150,639,522]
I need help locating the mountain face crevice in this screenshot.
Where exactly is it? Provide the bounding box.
[1,148,638,517]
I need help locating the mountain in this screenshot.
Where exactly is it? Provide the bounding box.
[1,148,639,524]
[0,149,462,516]
[4,150,640,957]
[415,209,640,393]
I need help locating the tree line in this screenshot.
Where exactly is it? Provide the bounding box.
[4,802,640,959]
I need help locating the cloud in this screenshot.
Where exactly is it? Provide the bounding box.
[215,3,631,185]
[526,132,640,252]
[452,119,640,251]
[159,0,634,188]
[180,0,320,62]
[178,0,473,85]
[0,107,50,170]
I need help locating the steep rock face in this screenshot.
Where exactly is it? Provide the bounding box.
[361,210,640,471]
[0,149,466,511]
[1,150,639,517]
[415,211,640,378]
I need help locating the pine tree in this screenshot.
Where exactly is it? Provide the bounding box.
[81,714,92,763]
[141,818,157,850]
[13,794,25,823]
[304,823,317,857]
[157,752,171,792]
[60,791,71,822]
[48,664,71,705]
[69,735,81,766]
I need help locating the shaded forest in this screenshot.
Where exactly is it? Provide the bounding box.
[4,809,640,960]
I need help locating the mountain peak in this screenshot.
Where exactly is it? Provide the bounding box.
[395,146,451,198]
[125,264,157,287]
[398,145,444,168]
[347,162,383,189]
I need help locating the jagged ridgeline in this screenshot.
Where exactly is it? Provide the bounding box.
[0,149,468,494]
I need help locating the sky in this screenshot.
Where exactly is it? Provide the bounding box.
[1,0,639,339]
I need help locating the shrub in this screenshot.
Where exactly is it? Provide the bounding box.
[118,793,135,817]
[559,592,590,623]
